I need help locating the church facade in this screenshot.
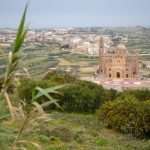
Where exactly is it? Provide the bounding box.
[99,36,139,79]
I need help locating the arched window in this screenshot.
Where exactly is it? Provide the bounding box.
[116,72,120,78]
[109,74,111,78]
[126,74,128,78]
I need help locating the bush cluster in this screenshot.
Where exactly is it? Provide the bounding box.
[16,71,118,112]
[59,80,108,112]
[43,70,77,83]
[17,78,58,105]
[119,89,150,101]
[97,95,150,138]
[16,71,77,107]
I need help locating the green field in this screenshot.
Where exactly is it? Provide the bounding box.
[0,45,100,78]
[25,112,150,150]
[0,45,149,78]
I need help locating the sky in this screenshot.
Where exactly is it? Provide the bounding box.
[0,0,150,28]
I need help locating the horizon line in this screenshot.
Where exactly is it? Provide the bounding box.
[0,25,150,30]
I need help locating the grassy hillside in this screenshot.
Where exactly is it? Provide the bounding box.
[26,112,150,150]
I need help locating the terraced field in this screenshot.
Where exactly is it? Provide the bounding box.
[0,41,149,79]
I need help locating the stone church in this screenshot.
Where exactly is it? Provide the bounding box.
[99,36,139,79]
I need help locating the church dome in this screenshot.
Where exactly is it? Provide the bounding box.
[116,44,127,52]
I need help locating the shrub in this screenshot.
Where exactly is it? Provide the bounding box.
[43,70,77,83]
[17,78,37,103]
[119,89,150,101]
[97,95,150,138]
[17,71,77,106]
[59,80,108,113]
[17,78,59,106]
[17,78,118,113]
[105,88,119,101]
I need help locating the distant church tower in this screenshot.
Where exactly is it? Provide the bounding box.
[99,36,105,57]
[99,36,105,77]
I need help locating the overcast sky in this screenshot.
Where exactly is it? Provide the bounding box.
[0,0,150,28]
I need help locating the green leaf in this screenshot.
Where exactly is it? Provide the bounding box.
[33,85,65,100]
[13,4,28,53]
[33,87,63,109]
[14,29,28,53]
[46,85,66,91]
[40,100,59,108]
[0,114,10,122]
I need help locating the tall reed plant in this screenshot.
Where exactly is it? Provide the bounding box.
[0,4,63,149]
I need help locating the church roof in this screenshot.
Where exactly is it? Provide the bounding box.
[116,44,127,53]
[117,44,126,50]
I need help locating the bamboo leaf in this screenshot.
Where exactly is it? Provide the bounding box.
[46,85,66,91]
[13,4,28,53]
[0,114,10,121]
[33,85,65,101]
[40,100,59,108]
[33,87,62,109]
[14,29,28,53]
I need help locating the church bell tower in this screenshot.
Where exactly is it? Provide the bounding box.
[99,36,105,57]
[99,36,105,77]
